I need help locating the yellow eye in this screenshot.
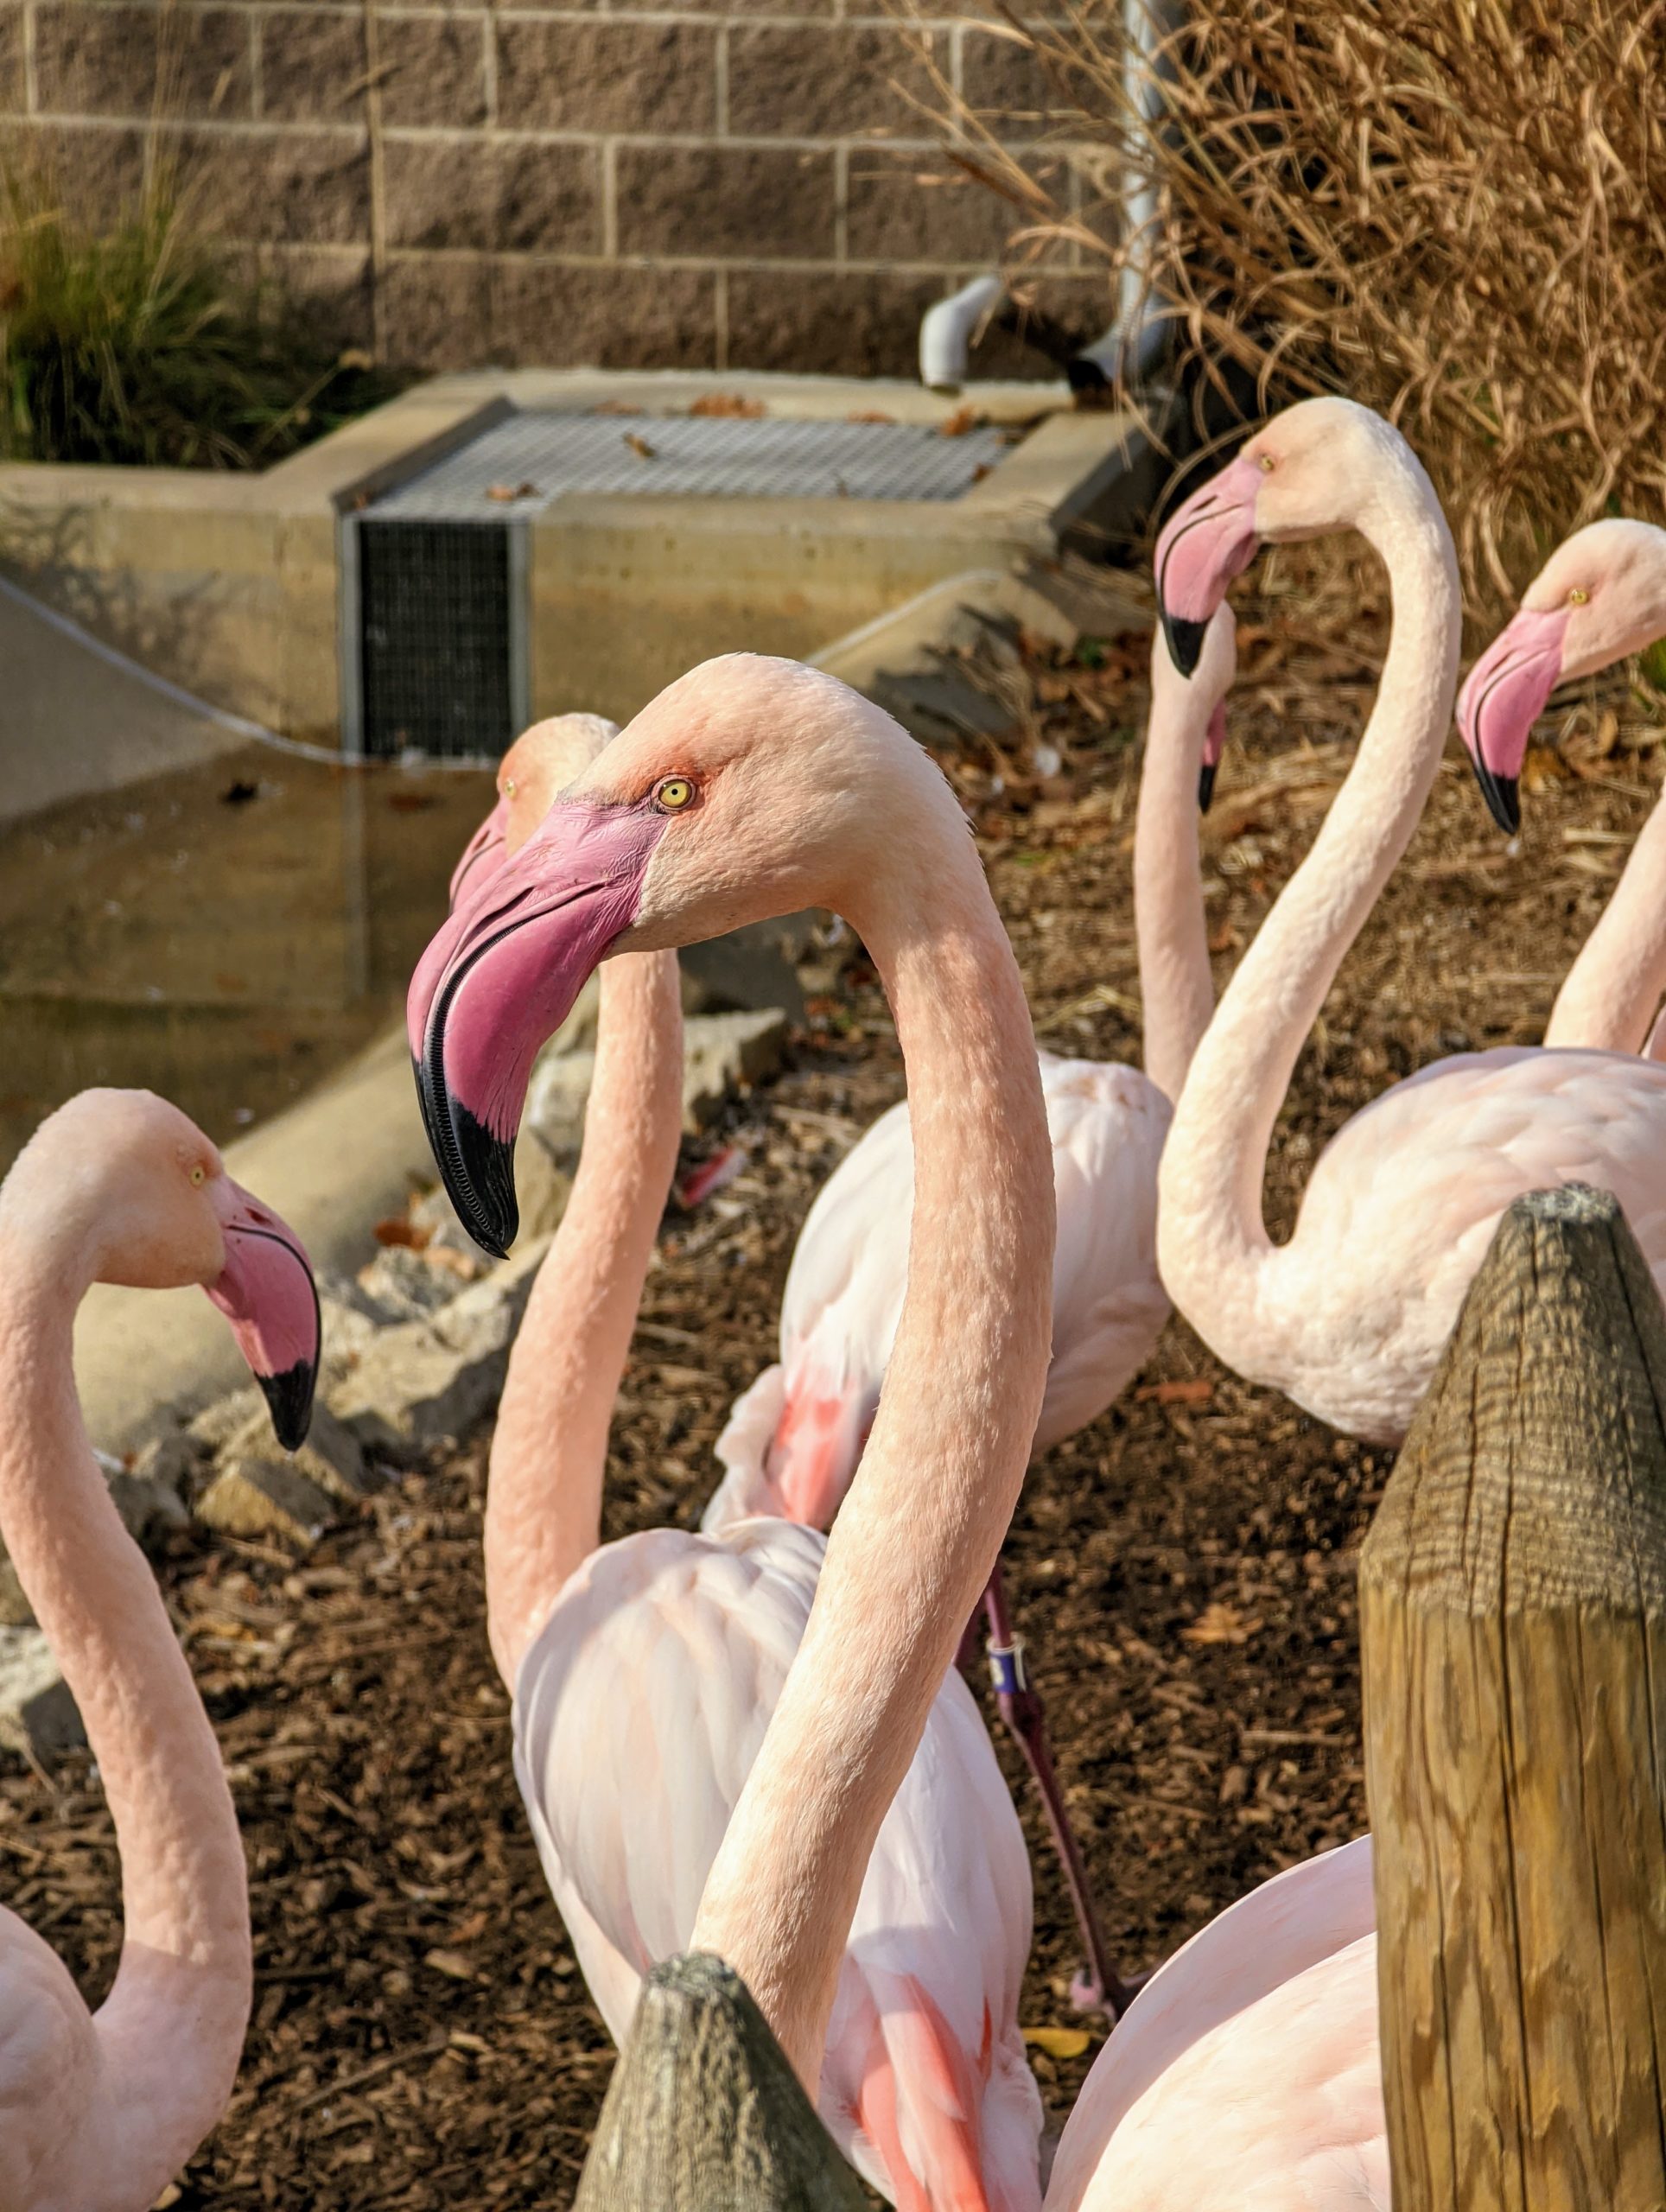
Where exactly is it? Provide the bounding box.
[1257,453,1275,473]
[1568,587,1589,606]
[504,777,518,798]
[189,1164,207,1188]
[653,776,696,812]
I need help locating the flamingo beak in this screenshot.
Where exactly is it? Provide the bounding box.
[1198,696,1227,815]
[448,793,511,911]
[1154,454,1265,677]
[1456,606,1571,836]
[205,1182,321,1451]
[409,797,669,1257]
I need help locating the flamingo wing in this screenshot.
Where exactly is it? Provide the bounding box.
[512,1517,1043,2209]
[0,1911,103,2211]
[1046,1844,1380,2212]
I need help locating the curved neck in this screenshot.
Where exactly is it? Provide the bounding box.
[1545,787,1666,1053]
[0,1219,251,2183]
[1135,683,1216,1103]
[485,950,684,1686]
[690,825,1055,2088]
[1157,492,1461,1322]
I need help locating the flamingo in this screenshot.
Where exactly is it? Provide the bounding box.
[413,711,1047,2211]
[1459,518,1666,1058]
[0,1090,321,2212]
[410,652,1389,2202]
[700,613,1235,2013]
[1149,396,1666,1445]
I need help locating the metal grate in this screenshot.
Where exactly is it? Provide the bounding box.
[358,520,515,760]
[368,408,1013,518]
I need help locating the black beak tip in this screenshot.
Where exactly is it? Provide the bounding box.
[1471,759,1521,837]
[442,1093,519,1261]
[259,1360,317,1453]
[1198,761,1217,815]
[1160,607,1206,679]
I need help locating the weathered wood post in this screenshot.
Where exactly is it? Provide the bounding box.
[1361,1183,1666,2209]
[572,1953,868,2209]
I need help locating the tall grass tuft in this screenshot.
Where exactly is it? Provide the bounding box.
[0,155,397,469]
[927,0,1666,614]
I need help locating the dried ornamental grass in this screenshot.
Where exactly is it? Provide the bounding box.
[924,0,1666,620]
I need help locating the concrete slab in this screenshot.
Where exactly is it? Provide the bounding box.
[1,575,251,823]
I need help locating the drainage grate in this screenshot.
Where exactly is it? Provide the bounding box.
[369,407,1013,518]
[356,519,518,760]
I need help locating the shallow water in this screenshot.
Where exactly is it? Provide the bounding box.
[0,743,496,1175]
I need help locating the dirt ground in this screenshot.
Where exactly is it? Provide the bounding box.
[4,562,1661,2206]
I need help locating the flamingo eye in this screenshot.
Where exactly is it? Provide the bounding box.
[1257,454,1275,473]
[652,776,696,812]
[504,777,518,798]
[1567,587,1589,606]
[189,1164,207,1188]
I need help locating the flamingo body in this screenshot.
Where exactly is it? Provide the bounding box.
[706,1055,1173,1533]
[1047,1840,1384,2211]
[513,1516,1043,2209]
[1242,1045,1666,1440]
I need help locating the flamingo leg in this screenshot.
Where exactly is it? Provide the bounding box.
[980,1560,1140,2020]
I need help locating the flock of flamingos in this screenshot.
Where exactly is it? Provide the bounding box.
[7,391,1666,2211]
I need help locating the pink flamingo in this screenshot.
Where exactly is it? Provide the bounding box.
[1460,518,1666,1058]
[702,614,1235,2014]
[0,1090,320,2212]
[411,656,1389,2202]
[1151,396,1666,1445]
[416,712,1047,2211]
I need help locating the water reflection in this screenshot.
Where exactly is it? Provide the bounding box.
[0,744,496,1175]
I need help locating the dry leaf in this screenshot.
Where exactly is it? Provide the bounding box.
[590,398,642,416]
[373,1217,428,1250]
[485,480,538,502]
[971,460,995,483]
[690,392,764,418]
[1208,921,1241,954]
[848,409,895,424]
[623,433,657,461]
[1135,1377,1214,1405]
[939,404,981,436]
[1181,1602,1261,1647]
[423,1948,477,1981]
[1022,2025,1093,2058]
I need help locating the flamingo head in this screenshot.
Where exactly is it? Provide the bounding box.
[1149,601,1235,812]
[1154,397,1424,677]
[1458,519,1666,836]
[9,1090,321,1450]
[407,653,947,1255]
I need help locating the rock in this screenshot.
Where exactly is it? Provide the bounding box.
[681,1009,789,1131]
[327,1235,552,1452]
[195,1459,340,1544]
[525,1047,595,1157]
[188,1389,266,1452]
[511,1129,573,1243]
[212,1396,373,1505]
[0,1628,82,1758]
[357,1242,467,1324]
[0,1557,32,1630]
[682,918,812,1020]
[527,1008,789,1150]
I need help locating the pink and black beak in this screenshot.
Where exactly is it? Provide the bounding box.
[1154,454,1265,683]
[407,796,670,1257]
[1456,606,1571,836]
[448,793,511,912]
[205,1181,321,1452]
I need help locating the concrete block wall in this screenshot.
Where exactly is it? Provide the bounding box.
[0,0,1106,375]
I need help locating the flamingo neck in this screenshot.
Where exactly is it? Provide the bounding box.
[1135,680,1216,1103]
[0,1215,251,2187]
[690,825,1054,2089]
[1156,485,1461,1344]
[1544,785,1666,1053]
[484,950,684,1686]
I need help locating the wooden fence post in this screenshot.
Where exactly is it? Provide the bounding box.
[572,1953,869,2210]
[1360,1183,1666,2209]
